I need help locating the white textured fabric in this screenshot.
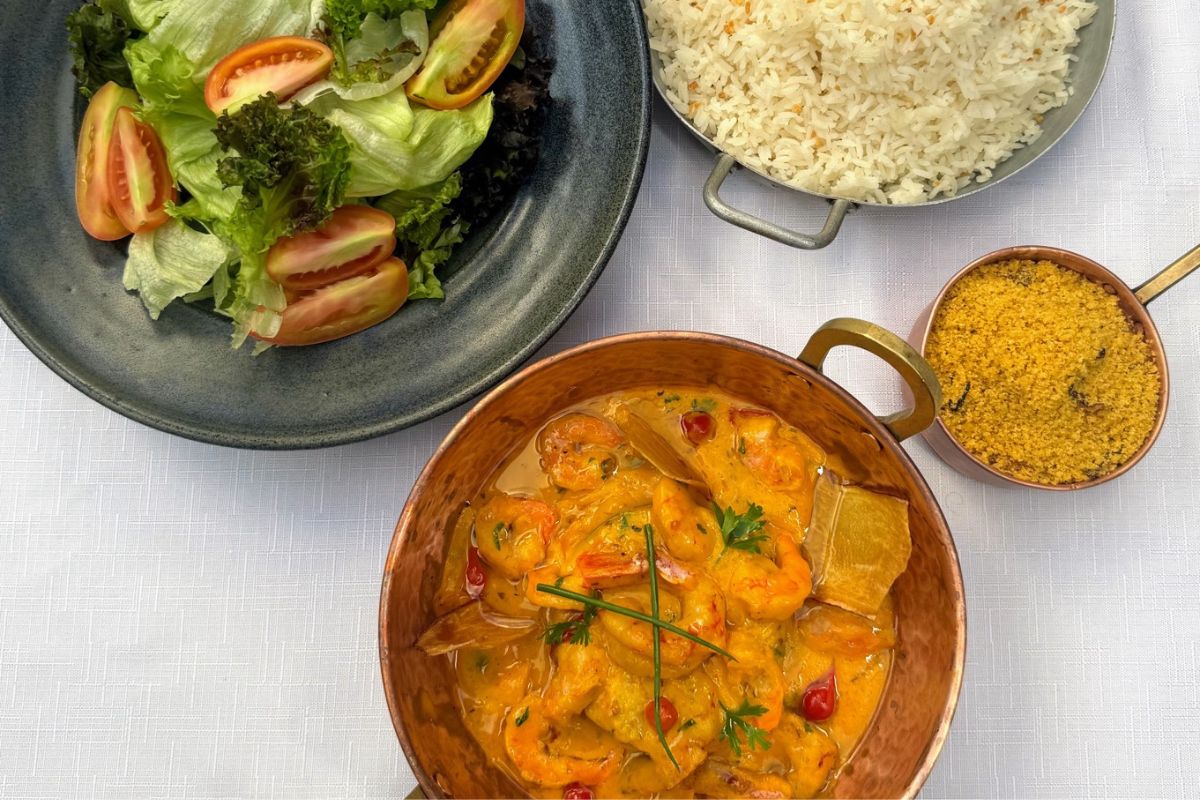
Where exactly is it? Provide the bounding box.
[2,6,1198,798]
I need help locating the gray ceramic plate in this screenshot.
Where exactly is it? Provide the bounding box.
[0,0,650,449]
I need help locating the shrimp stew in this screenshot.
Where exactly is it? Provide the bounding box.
[418,388,913,799]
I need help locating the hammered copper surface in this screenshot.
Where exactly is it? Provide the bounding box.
[912,246,1171,491]
[380,332,966,799]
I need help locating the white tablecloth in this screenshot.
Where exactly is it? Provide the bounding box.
[3,6,1199,798]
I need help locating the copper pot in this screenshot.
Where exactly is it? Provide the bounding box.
[379,320,966,799]
[912,244,1200,490]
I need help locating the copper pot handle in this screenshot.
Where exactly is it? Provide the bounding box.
[1133,242,1200,305]
[798,318,943,442]
[703,154,852,250]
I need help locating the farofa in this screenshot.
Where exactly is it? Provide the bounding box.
[926,259,1161,485]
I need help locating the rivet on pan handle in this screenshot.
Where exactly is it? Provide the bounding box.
[798,318,943,442]
[703,154,853,250]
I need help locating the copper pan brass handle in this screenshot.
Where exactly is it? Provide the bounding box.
[798,318,943,442]
[1134,243,1200,305]
[405,787,427,799]
[703,154,852,250]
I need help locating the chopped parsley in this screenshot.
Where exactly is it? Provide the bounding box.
[712,502,769,554]
[691,398,716,413]
[491,522,506,550]
[515,707,529,727]
[719,699,771,756]
[542,600,599,646]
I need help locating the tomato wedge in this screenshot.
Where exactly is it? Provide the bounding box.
[75,82,138,240]
[266,206,397,292]
[406,0,525,110]
[257,257,409,346]
[106,107,176,235]
[205,36,333,115]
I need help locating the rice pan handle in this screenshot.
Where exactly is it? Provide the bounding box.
[798,318,943,442]
[703,154,852,249]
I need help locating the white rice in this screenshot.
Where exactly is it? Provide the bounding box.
[643,0,1098,204]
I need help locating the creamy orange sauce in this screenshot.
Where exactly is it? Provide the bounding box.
[425,388,910,798]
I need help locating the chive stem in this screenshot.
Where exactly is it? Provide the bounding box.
[533,584,736,661]
[644,525,680,771]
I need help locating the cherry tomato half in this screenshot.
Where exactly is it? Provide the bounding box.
[75,82,138,240]
[266,206,397,292]
[106,107,176,235]
[406,0,525,110]
[562,783,594,800]
[465,545,487,600]
[205,36,333,115]
[801,669,838,722]
[256,257,409,346]
[644,697,679,732]
[680,410,715,445]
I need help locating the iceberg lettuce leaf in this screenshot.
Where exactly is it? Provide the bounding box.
[123,218,234,319]
[314,86,492,196]
[145,0,318,72]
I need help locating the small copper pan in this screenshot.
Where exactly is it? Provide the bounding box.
[911,244,1200,490]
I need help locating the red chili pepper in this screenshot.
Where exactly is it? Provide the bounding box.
[643,696,679,732]
[680,410,715,445]
[465,545,487,600]
[801,669,837,722]
[562,782,594,800]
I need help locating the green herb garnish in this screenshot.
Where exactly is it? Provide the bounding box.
[542,601,598,646]
[691,398,716,413]
[719,699,771,756]
[491,522,506,550]
[644,523,680,771]
[515,707,529,727]
[533,588,734,660]
[712,503,768,554]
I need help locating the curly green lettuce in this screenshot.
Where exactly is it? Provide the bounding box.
[214,94,352,244]
[376,173,467,300]
[210,95,352,343]
[66,4,137,97]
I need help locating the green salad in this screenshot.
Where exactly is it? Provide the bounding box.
[67,0,548,349]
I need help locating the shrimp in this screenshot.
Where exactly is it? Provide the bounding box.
[600,559,727,670]
[543,635,611,721]
[704,626,787,732]
[688,762,792,799]
[504,695,622,787]
[734,713,840,798]
[729,408,825,492]
[550,468,660,558]
[525,510,652,609]
[475,494,557,579]
[586,666,722,790]
[715,526,812,622]
[538,412,624,491]
[651,477,717,562]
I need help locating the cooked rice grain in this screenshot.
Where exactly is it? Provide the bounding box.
[643,0,1097,204]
